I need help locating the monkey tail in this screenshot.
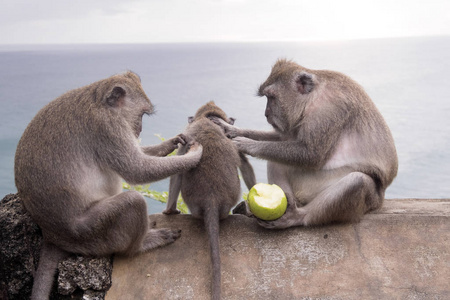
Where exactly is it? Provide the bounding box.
[31,241,68,300]
[204,208,221,300]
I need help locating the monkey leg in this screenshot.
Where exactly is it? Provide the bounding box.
[66,191,180,256]
[300,172,379,226]
[163,173,182,215]
[267,161,297,207]
[239,152,256,190]
[260,172,379,229]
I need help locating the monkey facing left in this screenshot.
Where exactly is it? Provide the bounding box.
[14,71,203,300]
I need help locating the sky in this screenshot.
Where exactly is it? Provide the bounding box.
[1,0,450,44]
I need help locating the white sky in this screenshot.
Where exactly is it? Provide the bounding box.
[1,0,449,44]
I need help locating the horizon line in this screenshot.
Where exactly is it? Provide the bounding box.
[0,34,448,48]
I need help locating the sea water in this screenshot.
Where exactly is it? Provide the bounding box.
[1,37,449,213]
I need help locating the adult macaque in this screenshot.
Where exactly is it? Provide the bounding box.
[14,71,203,300]
[213,59,398,229]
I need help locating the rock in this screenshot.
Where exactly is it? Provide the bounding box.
[58,256,113,296]
[0,194,113,300]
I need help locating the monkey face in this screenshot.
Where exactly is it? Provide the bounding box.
[102,74,153,139]
[259,61,316,134]
[260,84,289,133]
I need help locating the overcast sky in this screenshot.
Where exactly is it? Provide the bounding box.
[1,0,449,44]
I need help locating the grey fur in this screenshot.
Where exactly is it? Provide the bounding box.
[215,59,398,229]
[14,71,203,300]
[164,101,256,300]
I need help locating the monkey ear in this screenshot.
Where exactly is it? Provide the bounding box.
[106,86,126,107]
[188,116,194,123]
[295,72,314,94]
[229,117,236,125]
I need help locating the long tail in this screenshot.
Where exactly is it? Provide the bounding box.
[31,241,68,300]
[204,208,221,300]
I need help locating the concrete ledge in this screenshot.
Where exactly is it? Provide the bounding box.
[106,199,450,300]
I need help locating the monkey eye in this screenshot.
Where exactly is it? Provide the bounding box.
[267,95,276,102]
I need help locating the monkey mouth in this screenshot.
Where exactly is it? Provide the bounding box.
[135,124,142,137]
[266,117,282,132]
[266,116,276,128]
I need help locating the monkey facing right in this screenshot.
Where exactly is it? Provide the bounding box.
[213,59,398,229]
[14,71,203,300]
[163,101,256,300]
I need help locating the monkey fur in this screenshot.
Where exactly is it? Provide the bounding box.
[213,59,398,229]
[163,101,256,300]
[14,71,203,300]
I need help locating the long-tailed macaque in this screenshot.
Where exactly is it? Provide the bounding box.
[14,71,203,299]
[164,101,256,300]
[213,59,398,229]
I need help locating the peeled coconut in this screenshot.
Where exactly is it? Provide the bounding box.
[247,183,287,221]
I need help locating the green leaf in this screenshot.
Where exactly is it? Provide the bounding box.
[122,182,189,214]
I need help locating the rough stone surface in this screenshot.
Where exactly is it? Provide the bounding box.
[0,194,113,300]
[107,199,450,300]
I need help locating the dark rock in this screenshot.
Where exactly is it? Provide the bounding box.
[0,194,113,300]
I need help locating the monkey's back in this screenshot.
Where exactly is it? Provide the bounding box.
[180,118,241,218]
[14,81,125,228]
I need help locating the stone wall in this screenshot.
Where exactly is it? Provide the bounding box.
[1,195,449,300]
[107,199,450,300]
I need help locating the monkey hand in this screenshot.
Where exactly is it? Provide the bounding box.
[162,134,188,154]
[257,206,305,229]
[146,134,189,157]
[210,116,240,138]
[186,141,203,159]
[232,137,255,155]
[171,134,188,146]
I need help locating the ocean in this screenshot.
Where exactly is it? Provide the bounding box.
[1,36,449,213]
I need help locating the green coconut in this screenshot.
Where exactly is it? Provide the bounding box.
[247,183,287,221]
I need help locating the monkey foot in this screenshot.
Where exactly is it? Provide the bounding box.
[232,201,255,217]
[232,201,247,215]
[162,208,181,215]
[257,218,289,229]
[143,228,182,251]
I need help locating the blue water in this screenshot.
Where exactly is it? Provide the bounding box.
[1,37,449,213]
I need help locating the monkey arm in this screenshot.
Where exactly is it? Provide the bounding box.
[141,144,171,156]
[239,129,282,141]
[141,134,187,157]
[234,121,341,168]
[211,116,281,141]
[102,139,203,184]
[239,105,351,167]
[233,138,320,166]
